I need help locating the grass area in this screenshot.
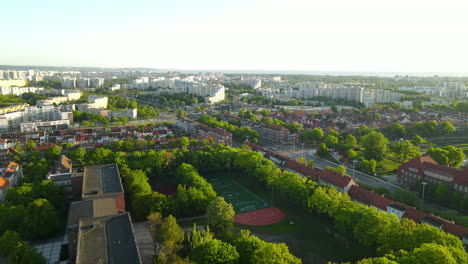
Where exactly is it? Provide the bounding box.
[377,158,402,176]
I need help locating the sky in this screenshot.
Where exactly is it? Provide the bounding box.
[1,0,468,73]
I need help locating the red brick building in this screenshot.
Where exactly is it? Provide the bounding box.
[397,155,468,194]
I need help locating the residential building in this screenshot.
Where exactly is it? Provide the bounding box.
[397,155,468,194]
[0,162,23,201]
[108,109,138,119]
[0,79,27,88]
[221,115,293,145]
[175,118,232,145]
[47,155,84,200]
[76,212,141,264]
[81,164,125,211]
[0,86,43,96]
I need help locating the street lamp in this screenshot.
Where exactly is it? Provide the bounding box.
[420,182,428,211]
[301,143,305,157]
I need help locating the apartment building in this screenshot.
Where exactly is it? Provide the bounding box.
[397,155,468,194]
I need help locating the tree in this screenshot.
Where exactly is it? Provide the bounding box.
[316,143,329,158]
[0,230,46,264]
[147,212,163,252]
[331,105,338,113]
[306,160,315,168]
[411,135,426,145]
[392,189,420,207]
[427,145,465,168]
[343,134,357,150]
[179,137,190,149]
[177,109,187,118]
[391,140,421,162]
[360,131,389,161]
[384,123,406,139]
[45,146,61,161]
[188,223,214,248]
[25,140,37,152]
[397,243,458,264]
[157,215,185,264]
[191,239,240,264]
[68,147,86,163]
[251,242,302,264]
[205,197,235,234]
[297,157,306,164]
[21,199,61,238]
[324,135,339,148]
[440,121,456,135]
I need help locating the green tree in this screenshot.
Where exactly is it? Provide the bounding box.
[324,135,339,148]
[440,121,456,135]
[391,140,421,162]
[180,137,190,149]
[384,123,406,139]
[427,145,465,168]
[360,131,389,161]
[397,243,458,264]
[191,239,240,264]
[45,146,61,161]
[316,143,329,158]
[68,147,86,163]
[157,215,185,264]
[297,157,306,164]
[252,242,302,264]
[343,134,357,150]
[187,223,214,248]
[411,135,426,145]
[21,199,61,238]
[25,140,37,152]
[177,109,187,118]
[205,197,235,234]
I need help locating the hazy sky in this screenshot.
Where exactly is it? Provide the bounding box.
[1,0,468,73]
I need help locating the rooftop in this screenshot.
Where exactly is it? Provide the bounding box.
[76,213,141,264]
[82,164,123,198]
[67,198,118,229]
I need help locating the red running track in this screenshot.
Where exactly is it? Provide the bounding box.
[234,207,285,226]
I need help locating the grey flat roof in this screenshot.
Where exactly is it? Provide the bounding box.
[67,199,118,229]
[77,213,141,264]
[82,164,123,198]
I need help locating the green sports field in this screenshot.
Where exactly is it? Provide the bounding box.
[206,175,270,213]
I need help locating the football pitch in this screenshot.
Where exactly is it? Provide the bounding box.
[206,176,271,214]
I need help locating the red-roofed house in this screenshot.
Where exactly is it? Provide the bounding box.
[0,162,23,202]
[398,155,468,194]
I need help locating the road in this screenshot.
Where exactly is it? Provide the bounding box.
[277,146,400,192]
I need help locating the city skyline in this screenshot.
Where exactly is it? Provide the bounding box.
[2,0,468,73]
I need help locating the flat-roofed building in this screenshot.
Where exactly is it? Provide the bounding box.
[76,212,141,264]
[67,198,120,263]
[47,155,84,200]
[82,164,125,211]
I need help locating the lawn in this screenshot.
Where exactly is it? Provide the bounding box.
[378,158,402,176]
